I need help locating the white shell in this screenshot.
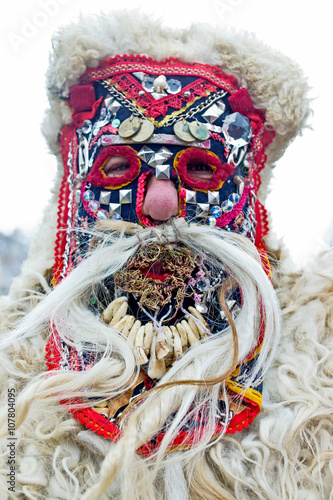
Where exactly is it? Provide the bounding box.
[153,74,167,92]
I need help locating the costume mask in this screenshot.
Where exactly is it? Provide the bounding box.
[45,55,279,455]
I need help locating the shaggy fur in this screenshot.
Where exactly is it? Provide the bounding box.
[1,12,332,500]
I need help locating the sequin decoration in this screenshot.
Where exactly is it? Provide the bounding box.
[221,200,234,213]
[142,77,155,92]
[89,200,100,212]
[229,193,240,204]
[97,209,109,220]
[208,217,217,227]
[211,206,222,218]
[83,190,94,202]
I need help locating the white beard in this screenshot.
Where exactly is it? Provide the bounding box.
[0,218,281,498]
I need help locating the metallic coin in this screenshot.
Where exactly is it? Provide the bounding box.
[173,120,195,142]
[189,121,210,141]
[118,116,141,138]
[131,119,155,142]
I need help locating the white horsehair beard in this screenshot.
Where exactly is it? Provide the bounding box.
[0,219,281,496]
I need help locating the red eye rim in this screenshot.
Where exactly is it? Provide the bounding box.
[87,145,141,189]
[174,148,234,192]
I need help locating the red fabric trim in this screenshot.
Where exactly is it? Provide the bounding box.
[174,148,234,192]
[136,171,154,227]
[86,145,141,189]
[89,125,119,149]
[226,401,260,435]
[216,186,253,228]
[69,406,122,441]
[254,199,270,247]
[80,55,239,94]
[53,124,75,285]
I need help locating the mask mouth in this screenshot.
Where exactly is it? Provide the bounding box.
[140,260,172,281]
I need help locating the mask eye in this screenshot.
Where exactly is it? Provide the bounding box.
[186,160,214,181]
[174,148,233,191]
[87,145,141,189]
[103,156,131,177]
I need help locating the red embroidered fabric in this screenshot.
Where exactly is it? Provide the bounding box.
[53,124,75,285]
[80,55,238,94]
[108,72,218,119]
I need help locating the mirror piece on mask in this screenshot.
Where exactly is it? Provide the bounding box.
[185,189,197,204]
[142,76,155,92]
[137,145,155,163]
[208,216,217,227]
[155,165,170,180]
[174,120,195,142]
[208,191,220,205]
[167,79,182,94]
[238,182,245,196]
[202,103,224,124]
[133,72,146,81]
[119,189,132,204]
[99,191,111,205]
[189,120,210,141]
[222,112,252,147]
[109,203,121,217]
[118,116,141,138]
[195,302,208,314]
[196,203,210,217]
[131,120,154,142]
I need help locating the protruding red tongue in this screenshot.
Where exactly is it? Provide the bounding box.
[140,260,171,281]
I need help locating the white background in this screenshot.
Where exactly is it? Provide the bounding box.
[0,0,332,267]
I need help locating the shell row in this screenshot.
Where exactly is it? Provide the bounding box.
[101,297,210,379]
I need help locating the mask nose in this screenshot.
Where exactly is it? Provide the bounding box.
[142,175,179,222]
